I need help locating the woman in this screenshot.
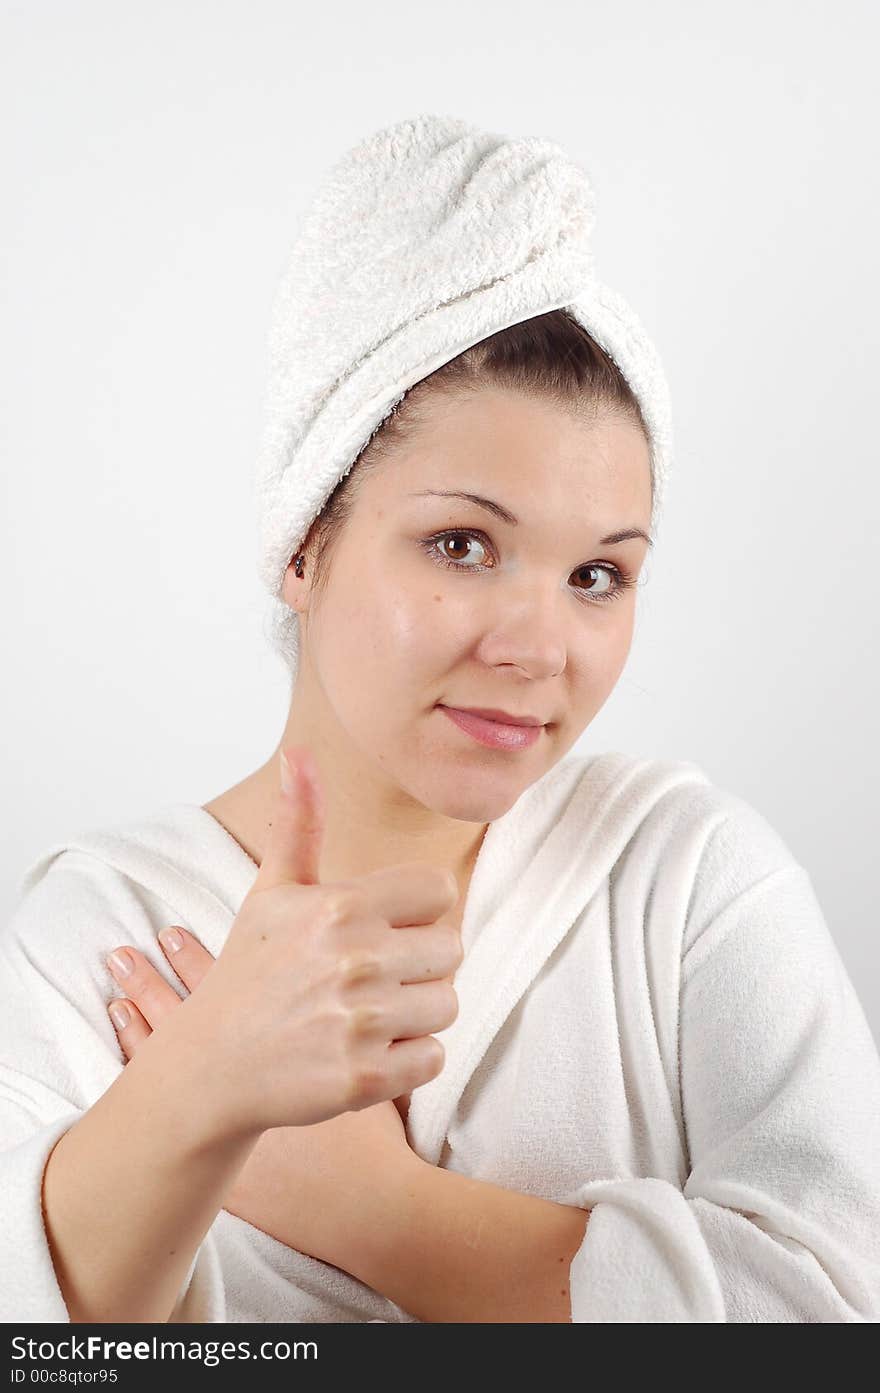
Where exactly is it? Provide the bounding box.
[3,114,879,1324]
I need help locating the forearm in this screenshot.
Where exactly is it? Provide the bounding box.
[345,1159,590,1322]
[42,1019,261,1323]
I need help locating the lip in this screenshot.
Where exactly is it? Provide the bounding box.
[437,705,545,751]
[449,706,544,727]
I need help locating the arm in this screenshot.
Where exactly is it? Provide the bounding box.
[42,1009,261,1323]
[569,816,880,1322]
[342,1159,590,1322]
[99,924,588,1321]
[343,807,880,1324]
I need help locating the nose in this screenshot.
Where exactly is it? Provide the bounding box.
[477,582,568,679]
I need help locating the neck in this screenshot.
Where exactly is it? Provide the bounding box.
[202,748,488,912]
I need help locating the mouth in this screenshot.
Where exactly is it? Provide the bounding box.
[436,705,546,751]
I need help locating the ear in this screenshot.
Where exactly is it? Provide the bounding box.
[281,555,311,612]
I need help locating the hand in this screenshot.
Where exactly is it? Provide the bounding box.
[106,925,419,1265]
[141,746,462,1141]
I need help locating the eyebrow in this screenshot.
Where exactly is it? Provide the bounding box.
[408,490,654,548]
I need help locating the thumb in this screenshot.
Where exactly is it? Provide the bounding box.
[251,746,325,892]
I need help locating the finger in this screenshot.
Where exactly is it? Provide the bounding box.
[380,921,465,983]
[357,861,460,928]
[105,945,185,1031]
[249,745,325,894]
[107,997,152,1060]
[156,925,216,993]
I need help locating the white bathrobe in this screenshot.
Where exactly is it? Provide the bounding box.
[2,749,879,1323]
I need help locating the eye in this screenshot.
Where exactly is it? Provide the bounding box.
[419,529,638,606]
[432,532,488,567]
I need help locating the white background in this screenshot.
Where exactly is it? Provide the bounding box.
[2,1,877,1039]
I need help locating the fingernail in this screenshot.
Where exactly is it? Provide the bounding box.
[159,927,184,954]
[109,1001,130,1030]
[107,949,134,978]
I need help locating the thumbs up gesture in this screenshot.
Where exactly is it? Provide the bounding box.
[104,745,464,1266]
[167,745,462,1142]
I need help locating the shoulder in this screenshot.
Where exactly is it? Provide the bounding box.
[4,804,205,983]
[567,747,809,934]
[0,814,197,1117]
[5,800,253,994]
[5,847,138,960]
[568,748,800,858]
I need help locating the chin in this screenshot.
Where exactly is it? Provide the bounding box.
[426,768,542,824]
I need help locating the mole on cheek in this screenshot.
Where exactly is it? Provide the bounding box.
[434,594,442,602]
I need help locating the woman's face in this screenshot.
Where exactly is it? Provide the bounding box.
[283,386,653,824]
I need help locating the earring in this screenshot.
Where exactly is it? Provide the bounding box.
[294,555,305,577]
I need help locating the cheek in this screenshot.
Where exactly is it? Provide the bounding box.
[600,607,636,667]
[376,588,464,700]
[318,570,455,703]
[566,607,637,703]
[386,584,453,649]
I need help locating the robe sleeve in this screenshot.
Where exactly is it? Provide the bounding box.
[0,852,227,1322]
[567,805,880,1322]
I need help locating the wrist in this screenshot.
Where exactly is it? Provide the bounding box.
[136,999,264,1154]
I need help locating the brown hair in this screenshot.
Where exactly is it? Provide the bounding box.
[302,310,646,604]
[273,307,650,673]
